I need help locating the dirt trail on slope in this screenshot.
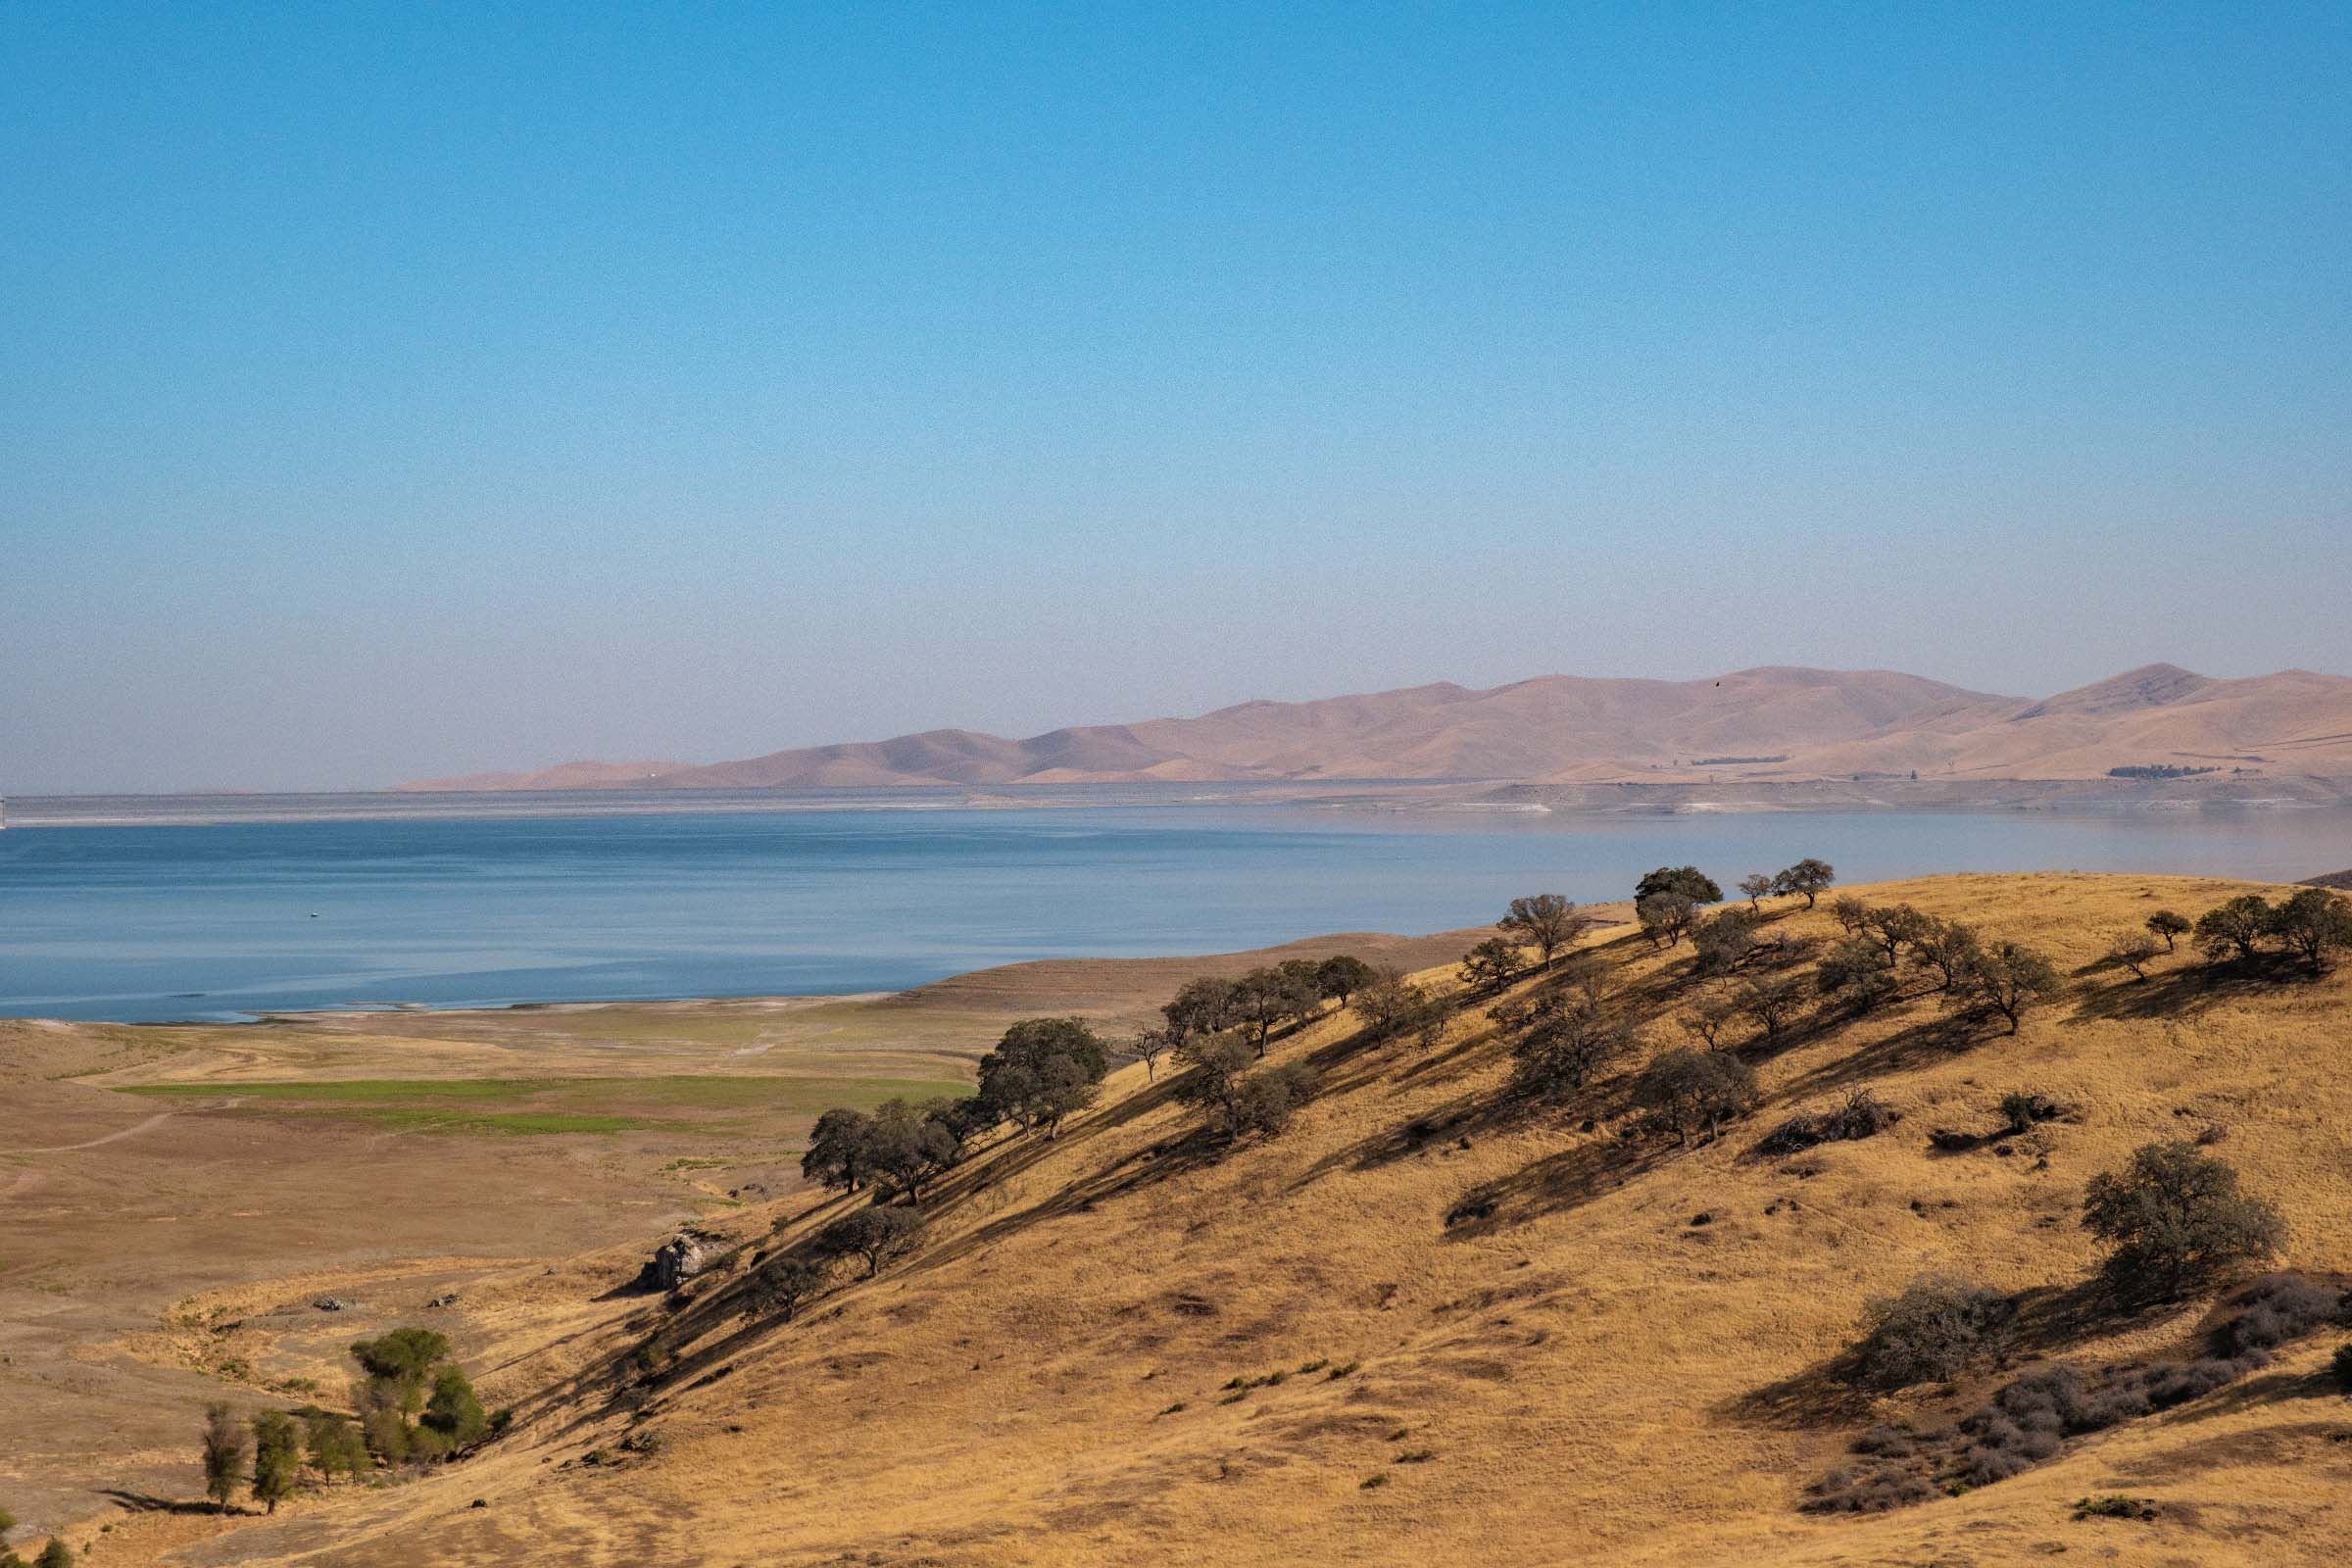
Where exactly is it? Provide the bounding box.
[14,1108,190,1154]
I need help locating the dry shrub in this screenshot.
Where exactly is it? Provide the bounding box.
[1806,1274,2345,1512]
[1848,1274,2010,1389]
[1756,1090,1897,1156]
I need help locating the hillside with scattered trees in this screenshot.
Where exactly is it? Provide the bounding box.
[32,871,2352,1567]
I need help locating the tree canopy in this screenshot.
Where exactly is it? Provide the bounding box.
[1497,894,1590,969]
[1633,1049,1757,1145]
[976,1017,1111,1136]
[250,1410,301,1513]
[821,1205,924,1277]
[1771,858,1836,906]
[1636,865,1722,905]
[2194,895,2275,962]
[2082,1141,2284,1298]
[1313,954,1377,1005]
[200,1403,245,1513]
[1459,935,1528,990]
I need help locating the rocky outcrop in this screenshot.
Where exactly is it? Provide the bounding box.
[645,1233,710,1292]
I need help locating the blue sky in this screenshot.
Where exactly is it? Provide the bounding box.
[4,2,2348,791]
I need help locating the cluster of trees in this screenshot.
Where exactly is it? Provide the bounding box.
[802,1097,988,1201]
[744,1201,930,1329]
[1172,1034,1315,1140]
[978,1017,1111,1136]
[1479,938,1762,1144]
[1162,957,1372,1057]
[2188,889,2352,973]
[1635,859,1836,949]
[0,1506,72,1568]
[779,966,1383,1322]
[349,1327,491,1464]
[1352,963,1446,1044]
[1690,906,1796,977]
[187,1331,493,1517]
[801,1018,1114,1213]
[2104,891,2352,980]
[1818,899,2062,1033]
[1463,894,1599,988]
[1494,958,1631,1099]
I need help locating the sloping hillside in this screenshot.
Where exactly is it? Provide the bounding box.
[398,663,2352,791]
[168,874,2352,1567]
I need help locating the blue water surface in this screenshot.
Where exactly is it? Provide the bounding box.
[1,794,2344,1021]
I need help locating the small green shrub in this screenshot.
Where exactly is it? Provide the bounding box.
[2332,1343,2352,1393]
[2074,1494,2156,1521]
[1358,1473,1389,1490]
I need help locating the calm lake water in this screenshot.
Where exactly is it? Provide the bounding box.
[2,791,2346,1021]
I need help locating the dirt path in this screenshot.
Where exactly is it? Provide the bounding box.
[14,1103,239,1155]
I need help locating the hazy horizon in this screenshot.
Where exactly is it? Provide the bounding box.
[6,5,2348,793]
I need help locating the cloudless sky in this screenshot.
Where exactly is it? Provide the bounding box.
[4,2,2348,791]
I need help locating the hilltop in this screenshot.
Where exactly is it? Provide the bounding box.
[60,871,2351,1566]
[399,663,2352,794]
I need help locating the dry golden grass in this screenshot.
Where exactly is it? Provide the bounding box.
[79,871,2346,1568]
[0,923,1486,1558]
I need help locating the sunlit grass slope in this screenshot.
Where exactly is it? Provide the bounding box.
[174,874,2352,1567]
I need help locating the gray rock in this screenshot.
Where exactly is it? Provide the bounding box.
[648,1233,710,1292]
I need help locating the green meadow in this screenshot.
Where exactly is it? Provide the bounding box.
[122,1073,968,1135]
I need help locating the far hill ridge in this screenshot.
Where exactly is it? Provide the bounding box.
[400,662,2352,791]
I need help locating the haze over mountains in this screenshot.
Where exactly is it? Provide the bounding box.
[400,663,2352,792]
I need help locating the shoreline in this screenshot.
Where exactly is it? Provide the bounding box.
[8,772,2350,828]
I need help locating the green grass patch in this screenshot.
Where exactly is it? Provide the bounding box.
[124,1078,549,1102]
[122,1074,966,1112]
[118,1073,968,1137]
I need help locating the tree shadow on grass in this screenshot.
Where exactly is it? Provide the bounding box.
[1434,1119,1671,1239]
[1769,1011,1986,1103]
[2001,1274,2191,1360]
[1720,1357,1883,1432]
[2063,957,2308,1024]
[96,1491,238,1517]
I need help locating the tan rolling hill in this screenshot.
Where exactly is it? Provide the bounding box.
[131,872,2352,1567]
[400,759,696,792]
[397,663,2352,792]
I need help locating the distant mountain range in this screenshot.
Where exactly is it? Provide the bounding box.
[397,663,2352,792]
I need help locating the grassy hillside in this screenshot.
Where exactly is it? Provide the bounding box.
[66,875,2352,1566]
